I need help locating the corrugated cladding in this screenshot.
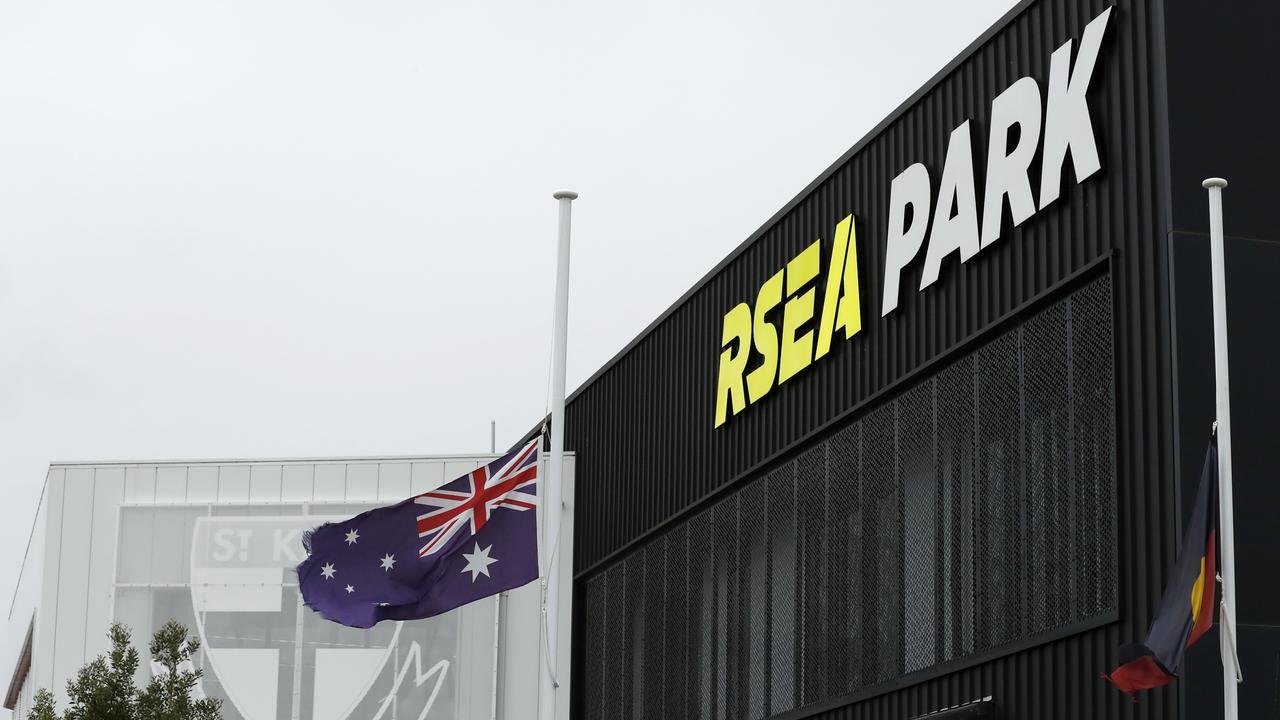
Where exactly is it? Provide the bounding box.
[564,0,1178,717]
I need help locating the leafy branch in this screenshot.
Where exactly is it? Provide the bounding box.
[26,622,221,720]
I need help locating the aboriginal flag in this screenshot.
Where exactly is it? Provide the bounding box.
[1106,441,1219,693]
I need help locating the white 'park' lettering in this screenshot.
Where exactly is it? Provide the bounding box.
[881,7,1113,317]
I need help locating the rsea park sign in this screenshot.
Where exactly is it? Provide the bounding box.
[714,7,1112,428]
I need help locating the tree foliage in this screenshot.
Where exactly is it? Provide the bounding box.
[136,621,221,720]
[26,690,57,720]
[62,624,137,720]
[27,622,221,720]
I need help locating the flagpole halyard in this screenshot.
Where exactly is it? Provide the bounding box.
[1203,176,1240,720]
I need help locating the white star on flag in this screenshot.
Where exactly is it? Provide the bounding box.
[320,563,336,580]
[345,584,355,594]
[380,554,396,572]
[345,529,360,545]
[460,543,498,582]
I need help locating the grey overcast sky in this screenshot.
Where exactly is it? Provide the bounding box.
[0,0,1017,674]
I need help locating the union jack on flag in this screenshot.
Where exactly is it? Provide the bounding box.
[414,438,539,557]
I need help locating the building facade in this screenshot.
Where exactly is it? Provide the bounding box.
[6,1,1279,719]
[4,455,576,720]
[560,0,1280,718]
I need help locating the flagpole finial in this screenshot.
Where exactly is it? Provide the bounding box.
[553,190,578,200]
[1202,178,1228,190]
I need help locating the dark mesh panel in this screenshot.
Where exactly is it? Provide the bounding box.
[687,508,716,720]
[579,275,1117,719]
[827,422,861,697]
[1071,278,1119,619]
[641,540,665,718]
[582,572,608,720]
[796,439,839,705]
[899,382,937,673]
[602,563,626,720]
[975,327,1023,651]
[1022,300,1072,633]
[624,551,643,720]
[861,403,901,685]
[739,479,769,719]
[935,358,976,661]
[715,496,739,720]
[767,465,797,716]
[662,523,689,719]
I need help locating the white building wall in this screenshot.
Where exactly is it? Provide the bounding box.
[83,466,126,666]
[34,468,63,698]
[50,468,94,694]
[5,452,574,720]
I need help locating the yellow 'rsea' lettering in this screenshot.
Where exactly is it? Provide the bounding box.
[814,216,862,360]
[714,303,752,428]
[747,270,783,402]
[713,214,862,428]
[778,240,820,384]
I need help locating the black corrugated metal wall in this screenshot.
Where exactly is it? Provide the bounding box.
[563,0,1179,717]
[1164,1,1280,715]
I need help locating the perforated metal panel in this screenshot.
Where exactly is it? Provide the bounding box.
[579,276,1116,720]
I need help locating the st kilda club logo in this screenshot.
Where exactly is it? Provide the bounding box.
[190,516,455,720]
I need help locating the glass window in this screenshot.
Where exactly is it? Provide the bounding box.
[117,507,156,584]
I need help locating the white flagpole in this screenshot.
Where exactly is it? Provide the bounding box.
[540,189,576,720]
[1203,176,1241,720]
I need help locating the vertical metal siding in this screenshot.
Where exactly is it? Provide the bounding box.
[566,0,1178,717]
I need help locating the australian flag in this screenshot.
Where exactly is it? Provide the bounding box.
[297,438,540,628]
